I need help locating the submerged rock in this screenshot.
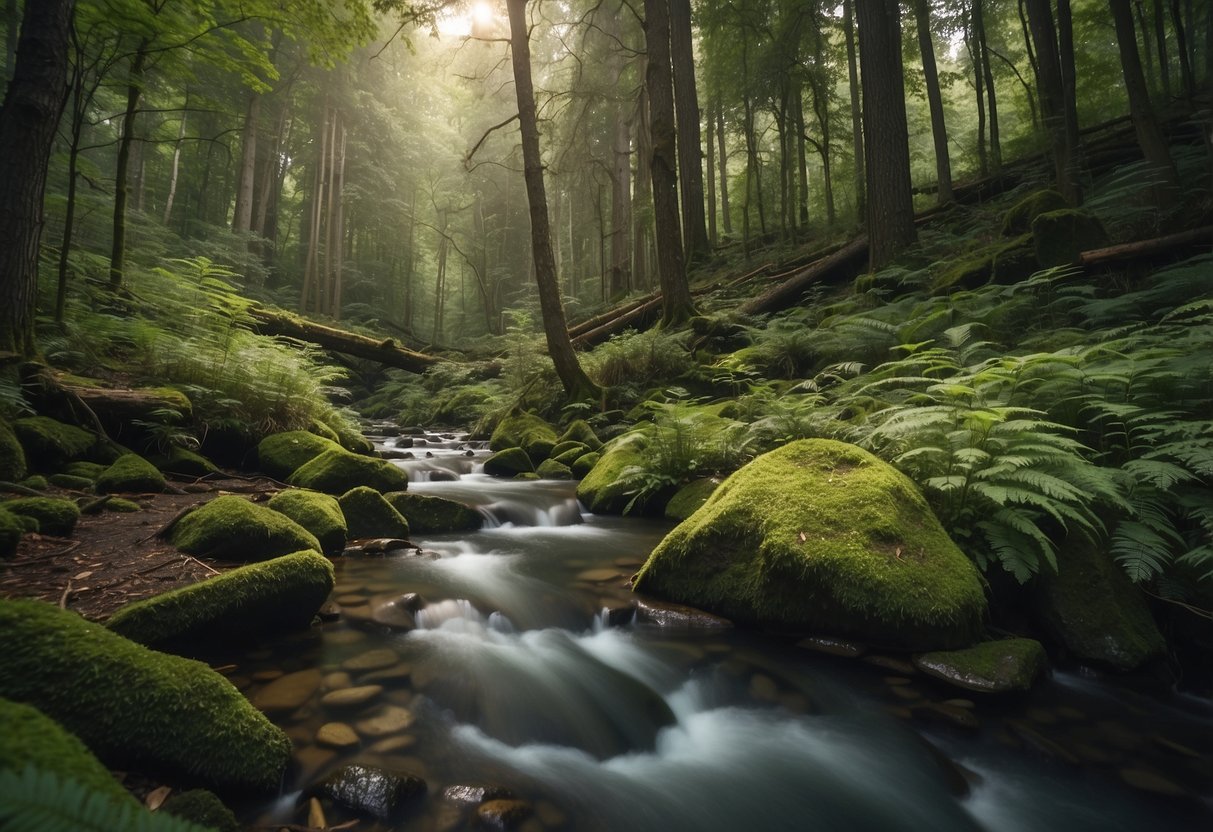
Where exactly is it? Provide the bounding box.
[340,486,410,539]
[95,453,166,494]
[170,494,321,561]
[252,668,323,714]
[288,448,411,494]
[914,638,1047,693]
[632,440,987,650]
[476,798,533,830]
[257,430,342,480]
[384,492,481,533]
[268,489,348,555]
[311,763,426,821]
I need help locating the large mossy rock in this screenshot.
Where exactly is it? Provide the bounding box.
[0,598,291,792]
[632,440,987,650]
[0,420,27,482]
[664,478,721,521]
[490,413,558,462]
[2,497,80,536]
[107,550,335,647]
[1031,209,1108,267]
[170,495,321,561]
[329,420,375,455]
[535,458,573,480]
[257,431,342,480]
[339,486,410,539]
[576,436,649,514]
[0,508,24,558]
[287,448,410,495]
[558,419,603,451]
[149,446,219,477]
[1034,537,1164,671]
[571,451,600,480]
[483,447,533,477]
[95,454,166,494]
[0,697,138,808]
[1001,189,1068,236]
[13,416,97,471]
[267,489,347,555]
[384,492,482,533]
[914,638,1047,693]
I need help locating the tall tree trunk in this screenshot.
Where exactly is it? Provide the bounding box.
[706,103,717,244]
[1056,0,1082,196]
[0,0,72,355]
[856,0,916,270]
[505,0,599,400]
[1153,0,1172,98]
[163,94,188,226]
[1169,0,1196,99]
[913,0,953,204]
[1133,0,1155,89]
[715,101,732,234]
[976,0,1002,170]
[1019,0,1041,87]
[330,118,347,319]
[1025,0,1082,203]
[644,0,697,326]
[968,20,989,176]
[606,7,631,297]
[794,89,809,228]
[843,0,865,223]
[233,92,260,233]
[108,41,148,290]
[633,84,652,291]
[669,0,710,266]
[432,216,447,343]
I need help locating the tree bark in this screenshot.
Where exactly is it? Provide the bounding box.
[715,100,732,235]
[843,0,865,223]
[975,0,1002,170]
[4,0,17,83]
[739,236,869,316]
[1024,0,1082,203]
[0,0,72,356]
[914,0,953,204]
[632,83,652,290]
[1153,0,1172,98]
[1168,0,1196,100]
[1056,0,1082,198]
[856,0,916,270]
[108,41,148,290]
[505,0,599,400]
[644,0,697,326]
[669,0,710,266]
[249,307,444,373]
[706,102,717,245]
[606,7,631,297]
[162,94,188,226]
[232,92,260,233]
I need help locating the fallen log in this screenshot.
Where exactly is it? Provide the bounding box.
[738,236,870,317]
[1078,226,1213,268]
[568,295,656,339]
[571,296,665,349]
[248,307,445,374]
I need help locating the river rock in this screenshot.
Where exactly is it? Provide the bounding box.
[253,668,323,713]
[476,798,533,830]
[316,722,360,748]
[323,671,352,690]
[634,599,733,629]
[442,784,517,805]
[322,685,383,708]
[490,413,558,461]
[169,495,321,562]
[915,638,1047,694]
[343,647,400,671]
[257,431,342,480]
[340,486,410,539]
[369,735,417,754]
[311,763,426,821]
[356,704,415,736]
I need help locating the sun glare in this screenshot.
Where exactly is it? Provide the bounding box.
[471,2,495,27]
[436,1,496,38]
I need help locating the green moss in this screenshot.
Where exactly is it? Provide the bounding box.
[49,474,94,490]
[256,431,342,480]
[1031,209,1108,267]
[483,447,534,477]
[19,474,48,490]
[1001,189,1068,236]
[96,454,166,494]
[664,478,721,521]
[0,509,22,558]
[383,491,482,533]
[550,440,589,460]
[0,697,137,808]
[558,420,603,451]
[915,638,1047,693]
[932,235,1038,293]
[308,420,341,443]
[13,417,97,471]
[990,234,1039,283]
[149,446,219,477]
[1035,536,1164,671]
[552,444,589,467]
[65,461,106,480]
[491,413,558,462]
[633,440,987,650]
[2,497,80,536]
[107,551,334,647]
[575,435,649,514]
[536,458,573,480]
[0,420,27,482]
[267,489,347,555]
[330,420,375,455]
[287,448,410,495]
[170,495,321,562]
[104,497,142,513]
[160,789,241,832]
[339,486,410,539]
[571,451,600,480]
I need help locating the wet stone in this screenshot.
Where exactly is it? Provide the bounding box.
[356,705,415,737]
[1007,720,1079,765]
[343,648,400,672]
[476,799,533,830]
[912,702,981,731]
[323,671,352,690]
[889,685,922,701]
[368,735,417,754]
[316,722,360,749]
[325,629,367,646]
[322,685,383,708]
[362,663,413,684]
[884,676,911,686]
[311,764,427,821]
[797,635,867,658]
[634,599,733,630]
[534,801,567,827]
[294,745,338,781]
[317,603,342,622]
[336,594,369,605]
[442,784,517,806]
[252,668,322,714]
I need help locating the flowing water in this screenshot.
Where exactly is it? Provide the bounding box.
[218,430,1212,832]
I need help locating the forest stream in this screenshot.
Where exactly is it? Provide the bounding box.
[201,428,1213,832]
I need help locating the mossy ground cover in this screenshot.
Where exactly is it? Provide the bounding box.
[13,417,98,471]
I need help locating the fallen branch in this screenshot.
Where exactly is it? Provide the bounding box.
[1078,226,1212,268]
[571,296,665,349]
[249,307,445,374]
[738,236,871,317]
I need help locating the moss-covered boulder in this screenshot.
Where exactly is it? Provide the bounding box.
[1001,189,1068,236]
[95,454,166,494]
[330,420,375,455]
[19,474,48,490]
[287,448,410,495]
[483,447,533,477]
[0,420,27,482]
[170,495,321,562]
[0,598,291,792]
[149,446,219,477]
[384,492,482,533]
[267,489,347,555]
[1031,209,1108,267]
[551,443,590,467]
[558,419,603,451]
[0,697,138,808]
[339,486,410,539]
[160,789,241,832]
[536,458,573,480]
[2,497,80,536]
[914,638,1047,693]
[65,461,106,480]
[0,508,24,558]
[932,235,1038,292]
[257,431,342,480]
[1034,537,1164,671]
[308,419,342,443]
[664,478,721,521]
[491,413,558,462]
[107,551,335,647]
[48,473,94,490]
[571,451,600,480]
[632,440,987,650]
[13,416,97,471]
[576,436,649,514]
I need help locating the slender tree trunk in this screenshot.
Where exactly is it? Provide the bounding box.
[606,8,631,298]
[669,0,710,266]
[856,0,916,270]
[794,90,809,228]
[0,0,72,354]
[163,94,188,226]
[706,104,717,245]
[330,119,347,319]
[633,84,652,291]
[1133,0,1155,89]
[433,216,447,343]
[968,22,988,176]
[913,0,953,204]
[108,41,148,290]
[404,188,417,331]
[715,101,732,234]
[1056,0,1082,195]
[1025,0,1082,203]
[56,57,93,323]
[301,106,329,314]
[505,0,598,400]
[1019,0,1041,87]
[843,0,865,223]
[1169,0,1196,99]
[1153,0,1172,98]
[976,0,1002,170]
[233,92,260,233]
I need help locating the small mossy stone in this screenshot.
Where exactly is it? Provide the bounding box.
[330,421,375,455]
[483,447,533,478]
[2,497,80,536]
[1034,536,1165,671]
[491,413,558,462]
[65,461,106,480]
[558,419,603,451]
[0,697,138,808]
[0,509,22,558]
[552,444,589,467]
[383,492,482,533]
[13,416,97,470]
[19,474,48,490]
[576,437,649,514]
[0,598,292,792]
[633,440,988,650]
[0,420,27,482]
[571,451,600,480]
[550,440,589,460]
[1001,189,1069,236]
[309,419,342,443]
[107,550,335,647]
[664,478,721,521]
[288,448,411,495]
[104,497,142,513]
[257,431,342,480]
[914,638,1048,693]
[49,473,94,490]
[159,789,241,832]
[536,458,573,480]
[149,446,219,477]
[169,495,321,562]
[1031,209,1109,267]
[267,489,347,555]
[95,454,166,494]
[339,486,410,540]
[12,513,39,532]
